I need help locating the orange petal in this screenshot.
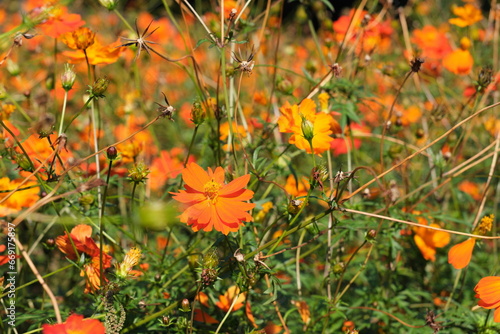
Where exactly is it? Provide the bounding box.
[448,238,475,269]
[182,163,210,192]
[219,174,251,196]
[475,276,500,309]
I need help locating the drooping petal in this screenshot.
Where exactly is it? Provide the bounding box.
[448,238,476,269]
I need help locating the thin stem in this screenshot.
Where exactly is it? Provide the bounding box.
[58,90,69,135]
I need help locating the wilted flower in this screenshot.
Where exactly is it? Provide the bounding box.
[115,247,142,279]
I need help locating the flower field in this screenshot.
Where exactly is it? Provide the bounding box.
[1,0,499,333]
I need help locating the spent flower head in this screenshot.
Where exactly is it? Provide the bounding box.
[128,162,150,183]
[115,247,141,279]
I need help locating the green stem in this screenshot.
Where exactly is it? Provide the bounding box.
[58,90,69,135]
[113,8,134,32]
[99,159,113,287]
[63,97,93,133]
[184,125,199,166]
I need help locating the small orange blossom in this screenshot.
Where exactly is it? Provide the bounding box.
[171,163,255,235]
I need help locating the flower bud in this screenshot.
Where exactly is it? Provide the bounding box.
[61,64,76,91]
[366,229,377,242]
[288,199,305,215]
[89,77,109,98]
[180,299,191,312]
[476,66,493,92]
[107,146,118,160]
[202,248,219,269]
[128,161,150,183]
[300,116,315,143]
[277,78,293,94]
[98,0,118,10]
[79,194,95,210]
[6,59,20,76]
[190,100,205,126]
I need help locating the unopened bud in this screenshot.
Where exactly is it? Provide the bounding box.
[203,248,219,269]
[61,64,76,91]
[128,161,150,183]
[107,146,118,160]
[301,116,315,143]
[366,229,377,241]
[98,0,118,10]
[181,299,191,312]
[90,77,109,98]
[190,100,205,126]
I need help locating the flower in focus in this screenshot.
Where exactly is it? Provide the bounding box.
[278,99,334,155]
[42,313,105,334]
[0,177,40,217]
[55,224,112,293]
[413,213,450,261]
[474,276,500,322]
[448,215,493,269]
[215,285,246,312]
[449,4,483,27]
[62,27,95,50]
[171,162,255,235]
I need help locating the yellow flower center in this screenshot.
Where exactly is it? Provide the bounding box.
[204,180,222,203]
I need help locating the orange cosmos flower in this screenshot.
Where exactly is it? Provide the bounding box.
[443,38,474,75]
[149,148,187,191]
[63,38,124,65]
[413,214,450,261]
[171,163,255,235]
[55,224,112,293]
[0,177,40,217]
[449,4,483,27]
[42,313,105,334]
[474,276,500,322]
[39,6,85,38]
[278,99,334,155]
[62,27,95,50]
[284,175,309,197]
[411,25,452,75]
[215,285,246,312]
